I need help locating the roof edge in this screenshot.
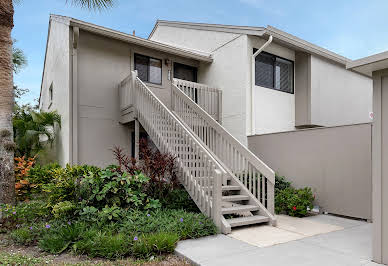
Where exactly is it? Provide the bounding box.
[67,17,213,62]
[347,50,388,70]
[149,20,266,39]
[265,25,350,65]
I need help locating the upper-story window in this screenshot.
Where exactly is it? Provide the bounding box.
[254,49,294,94]
[173,62,198,82]
[48,82,53,108]
[134,53,162,85]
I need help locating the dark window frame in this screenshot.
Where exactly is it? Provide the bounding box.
[253,49,294,94]
[134,53,162,85]
[173,62,198,83]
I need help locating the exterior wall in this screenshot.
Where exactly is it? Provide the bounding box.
[76,30,199,167]
[294,52,311,126]
[40,17,71,166]
[310,55,373,126]
[150,25,240,53]
[248,123,372,220]
[151,25,249,145]
[248,36,296,135]
[198,35,249,145]
[372,69,388,264]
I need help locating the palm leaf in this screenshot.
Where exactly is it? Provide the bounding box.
[68,0,114,10]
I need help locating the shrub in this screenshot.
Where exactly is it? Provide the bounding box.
[52,201,76,218]
[79,168,160,212]
[275,187,314,217]
[27,162,61,190]
[159,188,199,212]
[132,232,179,258]
[14,156,36,201]
[113,138,178,200]
[43,164,101,207]
[275,174,291,192]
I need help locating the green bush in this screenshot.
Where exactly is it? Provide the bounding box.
[10,227,35,245]
[27,163,61,190]
[132,232,179,258]
[275,187,314,217]
[52,201,76,218]
[275,174,291,192]
[43,164,101,207]
[79,168,160,211]
[159,188,199,212]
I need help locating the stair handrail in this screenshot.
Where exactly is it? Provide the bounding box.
[171,81,275,215]
[174,78,222,123]
[124,71,228,231]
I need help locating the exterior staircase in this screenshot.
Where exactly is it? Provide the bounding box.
[118,71,276,234]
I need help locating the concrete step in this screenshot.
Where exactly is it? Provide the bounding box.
[227,215,269,227]
[222,205,260,214]
[222,185,241,191]
[222,195,249,202]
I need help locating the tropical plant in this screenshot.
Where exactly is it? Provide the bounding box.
[13,110,61,157]
[14,156,37,200]
[0,0,114,204]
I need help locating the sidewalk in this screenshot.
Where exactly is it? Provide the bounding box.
[175,215,380,266]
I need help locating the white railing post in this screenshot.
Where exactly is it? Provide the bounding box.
[212,169,222,231]
[267,172,275,216]
[218,90,222,124]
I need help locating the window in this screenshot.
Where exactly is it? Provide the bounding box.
[254,50,294,93]
[49,82,53,103]
[173,62,198,82]
[134,54,162,85]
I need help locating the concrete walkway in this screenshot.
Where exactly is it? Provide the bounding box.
[176,215,381,266]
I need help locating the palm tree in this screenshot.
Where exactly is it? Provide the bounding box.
[0,0,114,204]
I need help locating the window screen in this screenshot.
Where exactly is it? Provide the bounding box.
[173,62,198,82]
[254,50,294,93]
[134,54,162,85]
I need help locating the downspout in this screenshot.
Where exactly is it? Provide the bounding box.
[71,27,79,165]
[251,35,272,135]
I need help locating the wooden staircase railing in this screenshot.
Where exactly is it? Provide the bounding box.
[125,71,229,233]
[174,79,222,123]
[171,80,276,219]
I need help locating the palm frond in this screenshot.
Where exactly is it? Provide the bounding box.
[68,0,114,10]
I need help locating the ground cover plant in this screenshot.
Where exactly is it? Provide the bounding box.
[0,142,216,262]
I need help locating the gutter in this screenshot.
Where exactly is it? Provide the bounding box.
[251,35,273,135]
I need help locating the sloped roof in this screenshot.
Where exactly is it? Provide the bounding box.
[347,51,388,77]
[150,20,350,65]
[51,15,213,63]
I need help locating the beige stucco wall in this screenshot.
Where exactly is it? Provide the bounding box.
[40,17,71,166]
[198,35,249,145]
[76,30,200,167]
[310,55,373,126]
[151,25,249,145]
[248,123,372,220]
[248,36,296,135]
[372,68,388,264]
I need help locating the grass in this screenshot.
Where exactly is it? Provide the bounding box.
[0,252,45,265]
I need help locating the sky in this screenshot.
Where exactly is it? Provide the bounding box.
[13,0,388,104]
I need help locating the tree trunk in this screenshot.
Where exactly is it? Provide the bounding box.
[0,0,15,204]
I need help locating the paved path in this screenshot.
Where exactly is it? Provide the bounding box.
[175,215,381,266]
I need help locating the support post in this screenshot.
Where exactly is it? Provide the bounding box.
[218,90,222,124]
[212,169,222,231]
[134,118,139,161]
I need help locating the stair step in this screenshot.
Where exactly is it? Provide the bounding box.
[222,205,260,214]
[222,195,249,202]
[222,185,240,191]
[227,215,269,227]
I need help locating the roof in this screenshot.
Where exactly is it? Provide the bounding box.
[149,20,350,65]
[347,51,388,77]
[52,15,213,63]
